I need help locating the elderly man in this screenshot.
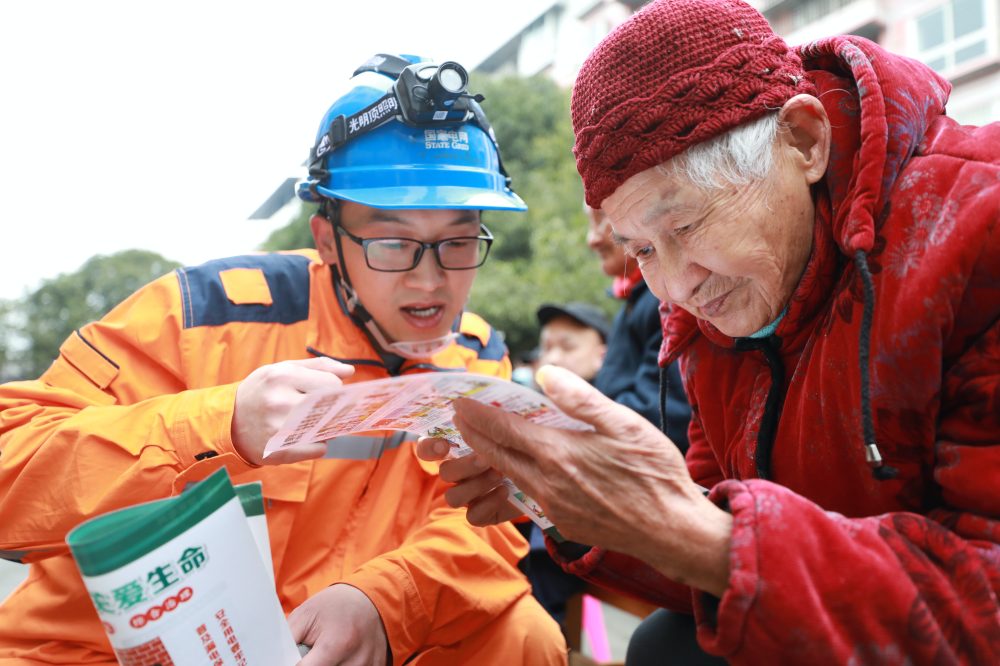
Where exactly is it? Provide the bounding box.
[420,0,1000,663]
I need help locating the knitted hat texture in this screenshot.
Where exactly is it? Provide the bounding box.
[572,0,815,207]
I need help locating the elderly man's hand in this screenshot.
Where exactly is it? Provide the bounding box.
[449,365,733,597]
[288,584,389,666]
[232,357,355,466]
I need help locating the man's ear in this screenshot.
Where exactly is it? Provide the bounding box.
[310,214,338,263]
[778,94,831,185]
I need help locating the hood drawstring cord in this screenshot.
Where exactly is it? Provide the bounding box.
[658,365,669,436]
[855,249,899,481]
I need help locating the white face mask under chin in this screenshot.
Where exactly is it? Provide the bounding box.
[364,317,458,360]
[386,333,459,360]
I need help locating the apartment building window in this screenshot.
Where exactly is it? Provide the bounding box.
[916,0,993,73]
[791,0,860,31]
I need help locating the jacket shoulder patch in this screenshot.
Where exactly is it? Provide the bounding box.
[456,325,507,361]
[219,268,274,306]
[176,254,311,328]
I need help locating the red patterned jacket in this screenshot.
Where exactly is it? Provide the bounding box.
[550,37,1000,663]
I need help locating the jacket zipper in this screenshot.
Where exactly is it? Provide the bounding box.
[733,336,786,480]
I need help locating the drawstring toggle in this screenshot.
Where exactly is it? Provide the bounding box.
[864,442,883,467]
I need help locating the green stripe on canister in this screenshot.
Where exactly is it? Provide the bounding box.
[235,482,265,517]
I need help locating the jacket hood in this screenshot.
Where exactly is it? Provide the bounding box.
[800,36,950,256]
[660,36,952,364]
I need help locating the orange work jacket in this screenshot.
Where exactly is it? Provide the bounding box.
[0,251,537,664]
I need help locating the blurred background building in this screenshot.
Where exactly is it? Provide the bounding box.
[752,0,1000,125]
[474,0,648,86]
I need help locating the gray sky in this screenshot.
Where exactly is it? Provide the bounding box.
[0,0,548,299]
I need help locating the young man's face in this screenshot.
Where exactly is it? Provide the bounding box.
[538,317,606,382]
[312,201,481,343]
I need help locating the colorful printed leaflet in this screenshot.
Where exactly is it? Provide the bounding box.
[264,372,592,534]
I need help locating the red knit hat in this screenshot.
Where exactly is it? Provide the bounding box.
[572,0,815,207]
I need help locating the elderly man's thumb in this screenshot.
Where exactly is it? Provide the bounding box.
[535,364,580,393]
[535,364,623,432]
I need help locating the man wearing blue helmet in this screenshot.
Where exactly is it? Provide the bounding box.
[298,54,529,367]
[0,54,567,665]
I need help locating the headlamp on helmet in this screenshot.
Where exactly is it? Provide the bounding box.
[300,52,524,211]
[308,54,510,191]
[395,60,474,125]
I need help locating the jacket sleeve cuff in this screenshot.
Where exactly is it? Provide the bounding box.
[170,383,258,490]
[692,479,763,656]
[341,560,426,664]
[544,536,602,574]
[545,536,694,611]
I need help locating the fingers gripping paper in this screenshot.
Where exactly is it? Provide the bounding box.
[264,372,592,534]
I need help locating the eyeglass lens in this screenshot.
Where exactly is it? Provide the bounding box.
[365,237,489,271]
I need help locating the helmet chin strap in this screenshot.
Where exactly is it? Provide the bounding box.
[332,267,457,360]
[329,226,457,362]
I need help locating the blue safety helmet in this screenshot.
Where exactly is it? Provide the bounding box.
[298,54,526,211]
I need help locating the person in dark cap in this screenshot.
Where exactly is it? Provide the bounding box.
[536,302,611,383]
[526,303,609,630]
[420,0,1000,663]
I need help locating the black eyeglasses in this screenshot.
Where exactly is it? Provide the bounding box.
[336,223,494,272]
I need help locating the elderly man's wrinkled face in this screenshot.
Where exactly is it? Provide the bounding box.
[604,164,814,337]
[603,101,829,338]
